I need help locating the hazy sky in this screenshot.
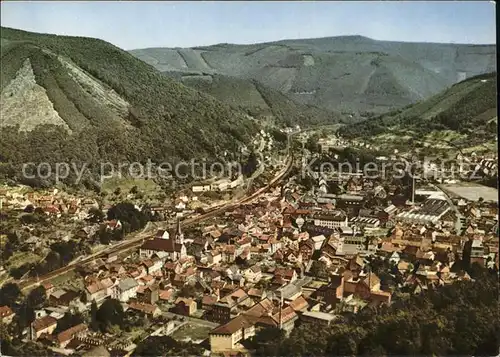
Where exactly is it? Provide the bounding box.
[1,1,496,50]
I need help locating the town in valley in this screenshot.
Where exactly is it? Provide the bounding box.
[0,1,498,356]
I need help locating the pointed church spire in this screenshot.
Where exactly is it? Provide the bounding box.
[175,217,184,244]
[176,217,182,236]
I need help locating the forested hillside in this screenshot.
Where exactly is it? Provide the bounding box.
[252,268,499,356]
[0,27,258,183]
[165,71,345,127]
[340,72,497,141]
[131,36,496,117]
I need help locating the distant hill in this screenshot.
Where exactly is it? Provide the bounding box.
[0,27,258,182]
[130,36,496,118]
[340,72,497,145]
[164,71,345,127]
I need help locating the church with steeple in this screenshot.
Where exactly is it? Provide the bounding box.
[139,217,187,261]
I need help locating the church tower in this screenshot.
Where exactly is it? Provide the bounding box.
[175,217,184,245]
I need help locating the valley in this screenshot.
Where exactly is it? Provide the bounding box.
[0,3,498,357]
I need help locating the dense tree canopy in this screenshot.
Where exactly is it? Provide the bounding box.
[107,202,149,232]
[96,298,124,332]
[133,335,203,356]
[262,268,499,356]
[0,282,22,308]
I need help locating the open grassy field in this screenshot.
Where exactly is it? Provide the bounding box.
[101,177,162,195]
[5,251,42,270]
[170,323,212,342]
[439,182,498,202]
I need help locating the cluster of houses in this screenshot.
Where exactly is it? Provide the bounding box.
[1,150,497,355]
[0,188,99,219]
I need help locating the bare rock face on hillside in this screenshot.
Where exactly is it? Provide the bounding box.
[1,58,71,133]
[0,26,258,179]
[57,55,130,118]
[130,36,496,118]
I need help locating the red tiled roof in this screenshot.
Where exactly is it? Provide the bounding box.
[247,288,263,298]
[202,295,218,306]
[175,297,195,306]
[42,282,54,290]
[57,323,88,344]
[33,315,57,332]
[128,302,158,315]
[140,238,182,253]
[210,315,255,335]
[272,306,296,324]
[288,295,309,312]
[159,289,174,301]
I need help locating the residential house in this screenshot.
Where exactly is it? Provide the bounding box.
[210,288,250,324]
[207,249,223,265]
[139,258,162,276]
[105,220,122,232]
[314,275,344,307]
[42,282,55,297]
[49,289,80,307]
[174,297,197,316]
[30,315,57,340]
[113,278,139,302]
[274,268,298,283]
[416,250,436,265]
[242,297,298,334]
[209,315,256,352]
[471,239,485,264]
[127,302,162,318]
[159,289,174,303]
[136,285,159,305]
[202,295,219,311]
[85,278,114,302]
[247,289,266,302]
[389,251,401,265]
[225,265,243,283]
[344,272,381,300]
[369,290,392,306]
[311,235,327,250]
[277,283,303,302]
[221,245,237,263]
[284,250,303,265]
[104,253,118,264]
[298,240,314,261]
[287,295,309,312]
[347,256,365,276]
[243,265,262,284]
[56,323,88,348]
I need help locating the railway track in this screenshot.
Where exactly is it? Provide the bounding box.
[15,153,295,291]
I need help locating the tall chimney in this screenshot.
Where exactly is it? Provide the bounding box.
[279,293,283,330]
[411,176,415,204]
[368,264,372,292]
